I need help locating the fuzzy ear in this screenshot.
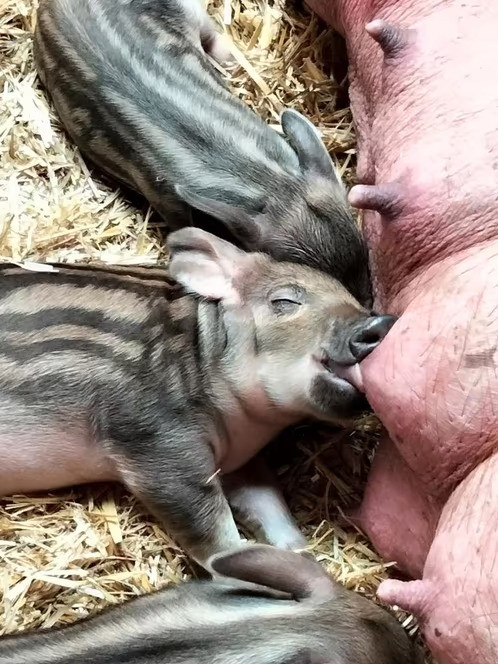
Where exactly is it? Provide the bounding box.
[281,109,343,188]
[167,227,246,301]
[174,185,264,247]
[208,544,337,602]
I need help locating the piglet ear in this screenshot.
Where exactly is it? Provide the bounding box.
[281,109,344,189]
[167,227,246,301]
[208,544,337,602]
[175,185,264,248]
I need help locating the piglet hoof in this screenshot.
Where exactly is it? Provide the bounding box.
[204,33,235,64]
[273,531,309,553]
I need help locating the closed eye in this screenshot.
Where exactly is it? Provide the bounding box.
[271,298,302,315]
[269,285,307,315]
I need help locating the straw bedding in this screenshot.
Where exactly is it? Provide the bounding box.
[0,0,431,660]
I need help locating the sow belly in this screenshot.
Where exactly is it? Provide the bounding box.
[358,241,498,574]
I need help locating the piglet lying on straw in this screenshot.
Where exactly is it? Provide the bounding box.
[0,228,394,567]
[34,0,371,305]
[0,545,422,664]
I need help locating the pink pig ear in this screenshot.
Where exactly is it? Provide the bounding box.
[167,227,247,301]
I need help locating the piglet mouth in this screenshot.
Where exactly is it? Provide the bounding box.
[318,355,365,393]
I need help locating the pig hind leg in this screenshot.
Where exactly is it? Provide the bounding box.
[112,425,242,567]
[223,455,307,551]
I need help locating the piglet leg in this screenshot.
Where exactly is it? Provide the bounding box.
[113,425,241,568]
[223,455,307,550]
[200,24,234,63]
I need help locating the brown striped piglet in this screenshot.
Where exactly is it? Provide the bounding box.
[34,0,371,306]
[0,228,395,568]
[0,545,422,664]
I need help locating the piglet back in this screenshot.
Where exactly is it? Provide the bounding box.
[0,545,421,664]
[33,0,296,228]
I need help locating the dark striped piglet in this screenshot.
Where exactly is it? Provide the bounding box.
[34,0,371,305]
[0,545,422,664]
[0,228,395,567]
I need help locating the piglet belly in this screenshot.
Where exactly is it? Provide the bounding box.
[361,240,498,502]
[0,430,116,496]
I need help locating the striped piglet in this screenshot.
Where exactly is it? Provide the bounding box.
[0,546,422,664]
[34,0,371,305]
[0,228,394,567]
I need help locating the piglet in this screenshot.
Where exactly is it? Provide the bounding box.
[0,229,395,567]
[34,0,371,305]
[0,545,422,664]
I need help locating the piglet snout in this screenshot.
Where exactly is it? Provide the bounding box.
[348,315,397,362]
[333,362,365,393]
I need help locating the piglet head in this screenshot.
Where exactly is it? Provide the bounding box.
[175,110,371,308]
[208,545,422,664]
[168,228,396,425]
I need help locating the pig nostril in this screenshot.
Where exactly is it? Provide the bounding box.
[349,315,397,362]
[358,331,382,344]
